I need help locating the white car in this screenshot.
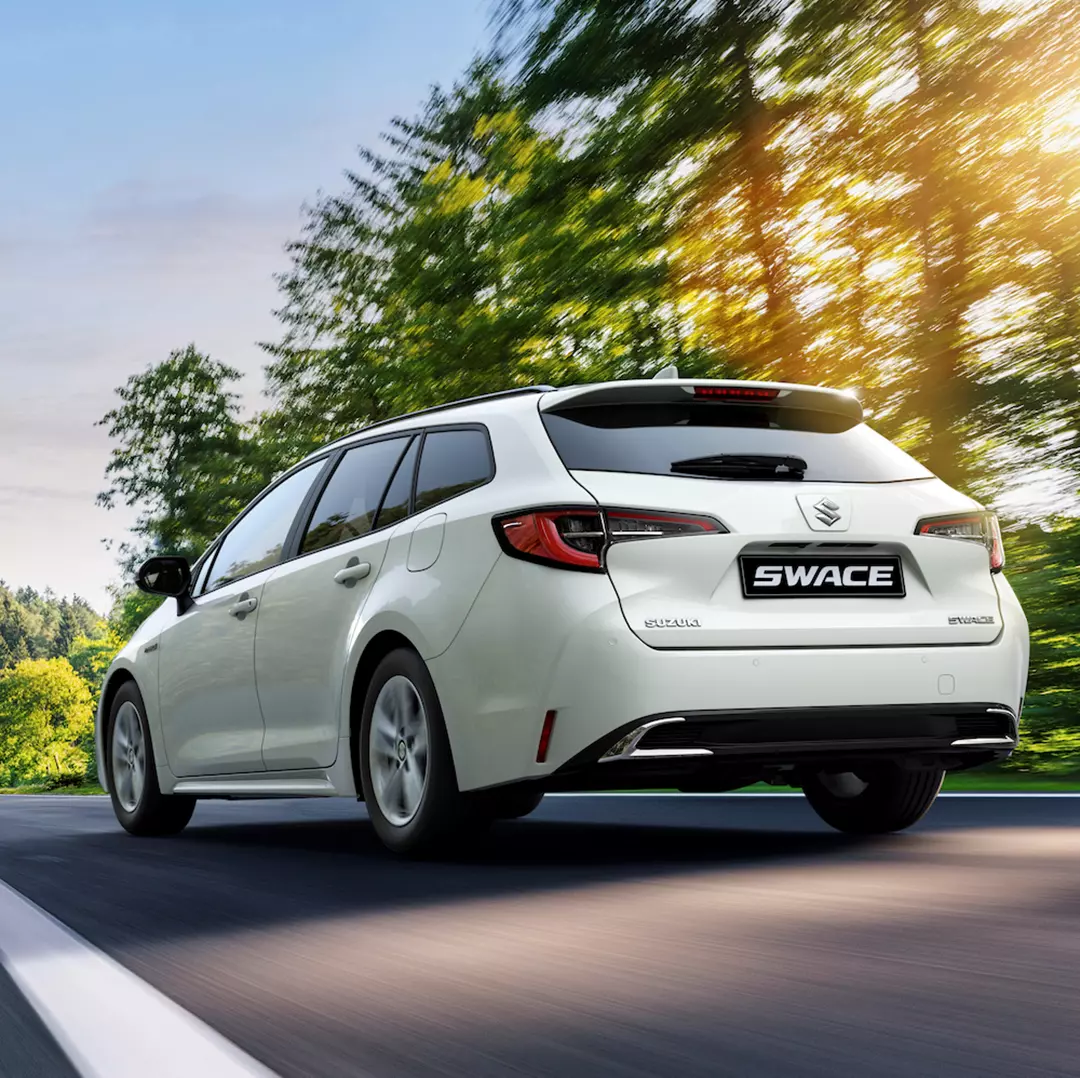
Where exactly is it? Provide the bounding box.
[97,377,1029,853]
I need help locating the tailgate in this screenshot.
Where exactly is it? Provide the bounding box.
[538,380,1002,650]
[576,472,1002,649]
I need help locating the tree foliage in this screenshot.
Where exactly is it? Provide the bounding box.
[86,0,1080,772]
[0,659,95,785]
[0,583,99,672]
[1000,519,1080,772]
[97,344,273,569]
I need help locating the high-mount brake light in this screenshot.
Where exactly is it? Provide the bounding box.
[916,512,1005,572]
[694,386,780,401]
[494,508,725,571]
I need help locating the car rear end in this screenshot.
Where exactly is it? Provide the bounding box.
[455,379,1028,797]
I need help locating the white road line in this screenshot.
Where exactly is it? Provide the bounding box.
[0,879,279,1078]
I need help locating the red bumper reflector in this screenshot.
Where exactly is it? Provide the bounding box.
[536,710,557,763]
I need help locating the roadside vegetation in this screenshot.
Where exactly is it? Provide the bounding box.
[2,0,1079,791]
[0,584,134,790]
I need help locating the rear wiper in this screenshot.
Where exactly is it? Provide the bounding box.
[670,454,807,480]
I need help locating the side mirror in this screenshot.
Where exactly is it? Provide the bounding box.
[135,556,193,613]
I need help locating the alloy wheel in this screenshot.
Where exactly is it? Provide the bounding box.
[111,701,146,813]
[369,675,430,826]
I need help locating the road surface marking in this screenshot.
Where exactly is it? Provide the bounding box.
[0,878,280,1078]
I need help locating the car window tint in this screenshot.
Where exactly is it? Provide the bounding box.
[374,436,419,530]
[206,461,325,591]
[414,429,492,512]
[301,438,409,554]
[541,403,932,483]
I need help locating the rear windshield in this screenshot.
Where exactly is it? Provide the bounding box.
[541,402,932,483]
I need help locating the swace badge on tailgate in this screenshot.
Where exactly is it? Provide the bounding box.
[740,554,906,598]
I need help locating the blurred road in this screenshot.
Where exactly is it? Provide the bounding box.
[1,793,1079,1078]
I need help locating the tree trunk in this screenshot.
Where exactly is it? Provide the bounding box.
[727,5,807,384]
[903,0,974,488]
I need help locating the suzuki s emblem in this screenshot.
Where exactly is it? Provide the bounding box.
[796,493,852,532]
[813,497,842,527]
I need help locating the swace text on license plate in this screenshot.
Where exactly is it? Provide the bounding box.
[739,554,906,598]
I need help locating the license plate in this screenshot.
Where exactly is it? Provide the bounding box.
[739,554,906,598]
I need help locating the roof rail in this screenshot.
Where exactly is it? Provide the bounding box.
[327,385,556,448]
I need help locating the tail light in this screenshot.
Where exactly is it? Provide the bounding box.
[494,507,725,571]
[915,512,1005,572]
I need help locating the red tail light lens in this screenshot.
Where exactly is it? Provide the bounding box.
[495,508,725,571]
[915,512,1005,572]
[496,509,606,570]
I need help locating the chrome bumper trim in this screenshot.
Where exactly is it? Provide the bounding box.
[600,718,714,762]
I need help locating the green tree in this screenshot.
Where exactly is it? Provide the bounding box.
[106,588,164,640]
[87,1,1079,774]
[54,599,79,658]
[0,659,95,786]
[1,584,102,667]
[68,629,125,696]
[97,344,271,570]
[264,59,713,435]
[502,0,798,376]
[1000,519,1080,773]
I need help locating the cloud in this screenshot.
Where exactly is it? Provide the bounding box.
[0,484,93,504]
[0,181,302,609]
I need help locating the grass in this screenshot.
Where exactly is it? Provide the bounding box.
[0,783,105,796]
[732,771,1080,793]
[2,773,1079,798]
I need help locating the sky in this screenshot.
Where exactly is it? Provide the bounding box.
[0,0,491,614]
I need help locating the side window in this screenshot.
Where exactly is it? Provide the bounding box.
[301,437,409,554]
[414,428,493,513]
[205,460,325,592]
[192,553,214,596]
[373,436,419,530]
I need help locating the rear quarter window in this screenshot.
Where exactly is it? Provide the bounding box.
[541,402,931,483]
[414,428,494,511]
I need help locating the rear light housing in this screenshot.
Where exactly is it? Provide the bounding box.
[494,507,726,571]
[915,511,1005,572]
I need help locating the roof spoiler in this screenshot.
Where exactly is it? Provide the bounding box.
[541,380,864,427]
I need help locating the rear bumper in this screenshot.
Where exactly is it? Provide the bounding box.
[433,558,1029,792]
[546,702,1017,791]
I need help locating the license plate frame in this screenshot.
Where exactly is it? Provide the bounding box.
[739,554,906,599]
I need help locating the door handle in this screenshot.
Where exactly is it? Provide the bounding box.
[229,595,258,617]
[334,559,372,587]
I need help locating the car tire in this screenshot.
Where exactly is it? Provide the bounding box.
[469,786,544,821]
[802,764,944,834]
[359,648,470,855]
[106,681,196,836]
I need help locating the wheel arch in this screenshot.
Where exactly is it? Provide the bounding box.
[347,629,422,792]
[95,666,139,794]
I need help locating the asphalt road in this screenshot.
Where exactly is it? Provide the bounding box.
[1,792,1079,1078]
